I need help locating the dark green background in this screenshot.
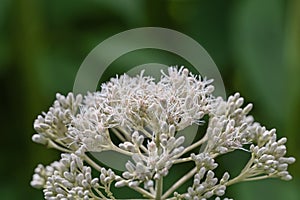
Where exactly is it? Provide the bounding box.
[0,0,299,199]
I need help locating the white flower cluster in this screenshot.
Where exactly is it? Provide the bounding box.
[116,134,185,188]
[205,93,255,154]
[184,153,230,199]
[31,67,295,200]
[31,153,119,200]
[249,127,295,181]
[32,93,83,151]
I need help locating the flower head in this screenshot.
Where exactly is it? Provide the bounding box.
[31,66,295,200]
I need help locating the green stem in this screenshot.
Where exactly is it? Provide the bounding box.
[111,128,126,142]
[131,186,155,199]
[83,154,102,172]
[173,156,192,164]
[47,140,72,153]
[241,154,255,174]
[116,127,132,141]
[91,188,106,199]
[138,127,153,138]
[243,174,274,182]
[179,134,208,156]
[155,178,163,200]
[111,144,134,156]
[162,167,197,199]
[226,154,260,186]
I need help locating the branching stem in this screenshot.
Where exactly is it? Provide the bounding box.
[179,134,208,156]
[131,186,155,199]
[162,167,197,199]
[83,154,102,172]
[173,156,192,164]
[47,140,72,153]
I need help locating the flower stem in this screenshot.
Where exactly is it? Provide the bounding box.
[162,167,197,199]
[138,127,153,138]
[179,134,208,156]
[173,156,192,164]
[111,145,134,156]
[47,140,72,153]
[155,178,163,200]
[226,154,255,186]
[243,174,274,182]
[241,154,254,174]
[116,127,132,141]
[131,186,155,199]
[92,187,107,199]
[83,154,102,172]
[111,128,126,142]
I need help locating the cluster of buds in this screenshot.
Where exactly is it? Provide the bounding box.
[31,153,117,200]
[31,67,295,199]
[249,127,295,181]
[182,153,230,199]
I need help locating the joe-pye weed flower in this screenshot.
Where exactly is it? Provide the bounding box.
[31,67,295,199]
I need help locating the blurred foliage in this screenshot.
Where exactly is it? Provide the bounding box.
[0,0,299,199]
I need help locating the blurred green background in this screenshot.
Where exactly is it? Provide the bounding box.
[0,0,299,199]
